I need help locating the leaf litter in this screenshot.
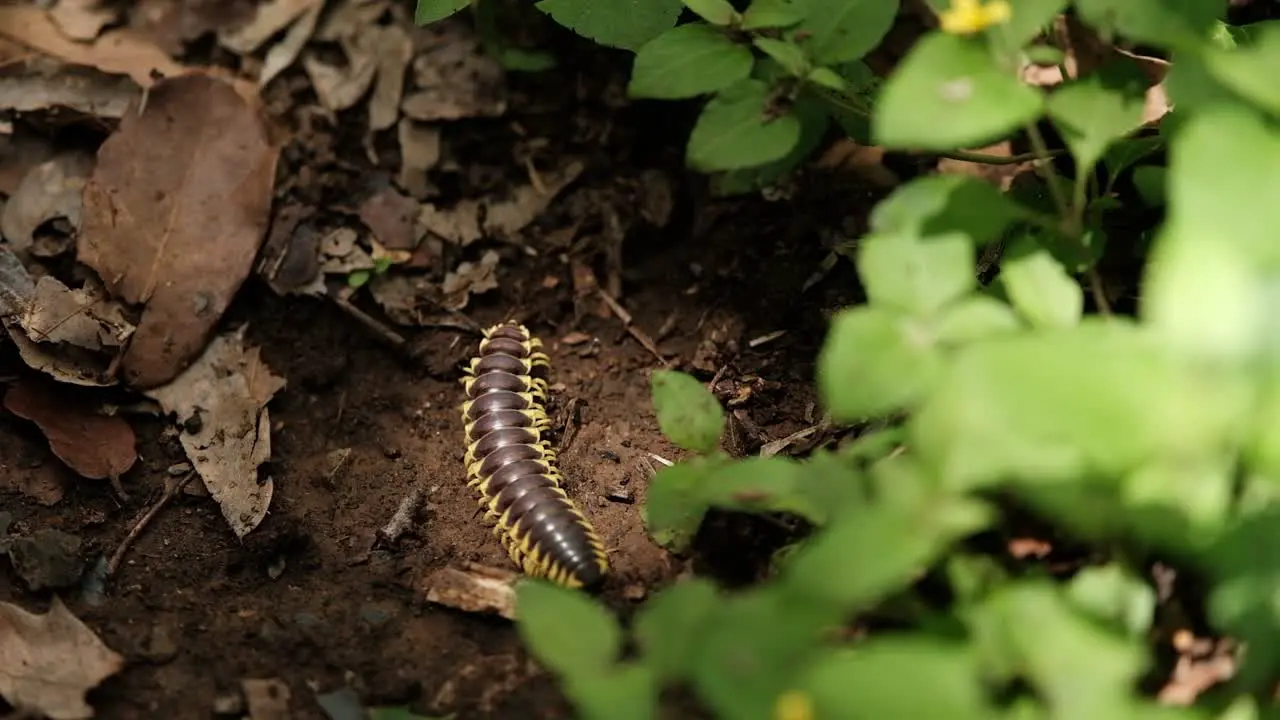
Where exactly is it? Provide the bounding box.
[77,72,279,389]
[0,597,125,720]
[3,376,138,486]
[144,326,287,539]
[1,150,95,253]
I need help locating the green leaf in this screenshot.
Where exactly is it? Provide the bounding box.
[629,24,754,100]
[1102,136,1163,179]
[1066,564,1156,639]
[1073,0,1227,50]
[687,79,802,171]
[1024,44,1066,67]
[911,320,1243,490]
[635,579,720,682]
[1047,60,1149,173]
[870,174,1024,245]
[536,0,683,50]
[806,67,846,92]
[368,708,454,720]
[874,32,1043,151]
[415,0,470,24]
[515,580,622,679]
[496,47,558,72]
[753,37,808,76]
[857,230,974,316]
[996,232,1083,328]
[1210,506,1280,691]
[817,306,944,422]
[699,456,827,524]
[711,94,829,195]
[650,369,725,453]
[741,0,806,29]
[784,457,990,608]
[683,0,738,24]
[932,295,1022,344]
[1203,22,1280,116]
[644,456,723,550]
[1131,165,1166,206]
[802,639,995,719]
[987,0,1069,52]
[971,582,1146,717]
[348,270,372,288]
[564,663,656,720]
[795,0,898,64]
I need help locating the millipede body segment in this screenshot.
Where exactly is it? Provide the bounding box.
[460,322,609,589]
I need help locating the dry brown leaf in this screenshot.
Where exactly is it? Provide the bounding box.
[318,227,375,274]
[0,130,59,196]
[814,140,901,188]
[78,73,279,389]
[418,200,481,247]
[242,678,292,720]
[0,245,35,320]
[20,275,135,353]
[302,25,378,112]
[401,25,506,122]
[0,597,125,720]
[127,0,253,57]
[218,0,319,55]
[0,58,140,120]
[368,273,435,325]
[0,5,186,88]
[368,24,413,133]
[144,326,286,539]
[936,140,1036,192]
[1,151,95,252]
[483,160,584,239]
[442,249,499,310]
[396,119,440,197]
[420,566,517,620]
[3,379,137,482]
[257,1,322,88]
[359,185,419,251]
[48,0,120,42]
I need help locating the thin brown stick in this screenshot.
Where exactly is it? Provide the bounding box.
[330,293,408,347]
[596,288,670,367]
[106,472,193,575]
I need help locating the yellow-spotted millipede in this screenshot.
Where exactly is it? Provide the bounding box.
[460,322,610,589]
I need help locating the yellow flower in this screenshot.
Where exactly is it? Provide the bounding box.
[774,690,814,720]
[938,0,1012,35]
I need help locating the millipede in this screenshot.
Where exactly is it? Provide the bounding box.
[460,321,610,589]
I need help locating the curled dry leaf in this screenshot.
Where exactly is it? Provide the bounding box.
[441,249,500,310]
[401,24,506,122]
[368,24,414,133]
[483,160,584,239]
[396,119,441,198]
[0,246,34,319]
[3,378,138,482]
[0,5,185,88]
[0,58,140,120]
[218,0,320,55]
[1,151,95,252]
[0,597,125,720]
[258,1,323,88]
[418,200,481,247]
[302,25,379,112]
[48,0,120,42]
[144,326,286,539]
[420,566,517,619]
[78,73,280,389]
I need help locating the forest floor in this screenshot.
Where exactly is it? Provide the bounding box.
[0,1,902,717]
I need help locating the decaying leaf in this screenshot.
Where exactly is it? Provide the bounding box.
[441,250,500,310]
[368,23,413,133]
[217,0,320,54]
[1,151,95,252]
[0,58,140,120]
[242,678,293,720]
[0,6,186,88]
[396,119,440,198]
[78,73,279,389]
[482,160,584,239]
[0,129,59,196]
[48,0,120,42]
[3,379,137,482]
[420,565,517,619]
[0,597,125,720]
[401,24,506,122]
[418,200,481,247]
[257,1,322,88]
[359,185,419,251]
[368,273,435,325]
[144,326,286,539]
[318,227,376,274]
[302,24,379,112]
[0,246,34,319]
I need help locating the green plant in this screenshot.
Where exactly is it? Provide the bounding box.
[418,0,1280,718]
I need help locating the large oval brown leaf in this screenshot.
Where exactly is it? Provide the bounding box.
[77,73,279,389]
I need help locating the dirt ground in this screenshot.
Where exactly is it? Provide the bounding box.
[0,10,884,715]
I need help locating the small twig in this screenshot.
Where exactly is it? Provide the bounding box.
[559,397,582,453]
[378,485,426,545]
[106,472,193,576]
[596,288,670,367]
[330,293,407,347]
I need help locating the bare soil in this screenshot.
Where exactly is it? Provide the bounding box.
[0,24,882,717]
